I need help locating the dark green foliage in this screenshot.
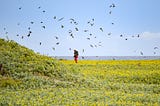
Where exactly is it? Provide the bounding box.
[0,38,87,89]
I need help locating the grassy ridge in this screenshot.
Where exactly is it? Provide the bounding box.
[0,38,88,89]
[0,38,160,105]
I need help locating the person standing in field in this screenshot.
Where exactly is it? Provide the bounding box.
[74,50,79,63]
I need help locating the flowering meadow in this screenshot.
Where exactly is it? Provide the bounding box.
[0,39,160,105]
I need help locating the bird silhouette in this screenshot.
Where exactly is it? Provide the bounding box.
[154,47,158,49]
[19,7,22,10]
[21,36,24,39]
[42,26,45,29]
[28,27,31,30]
[140,51,143,55]
[74,21,78,25]
[53,16,56,19]
[30,22,34,24]
[17,23,20,26]
[84,30,88,32]
[87,38,90,40]
[55,36,59,40]
[58,17,64,21]
[109,11,112,14]
[68,30,72,33]
[52,47,55,51]
[108,33,111,36]
[27,33,31,37]
[61,25,64,28]
[56,42,60,45]
[90,44,94,48]
[109,3,116,8]
[82,49,85,52]
[70,34,74,38]
[100,28,103,32]
[75,27,78,31]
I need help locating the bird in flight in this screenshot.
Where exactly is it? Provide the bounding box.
[100,28,103,32]
[58,17,64,21]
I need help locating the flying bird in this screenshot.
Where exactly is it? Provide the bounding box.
[53,16,56,19]
[42,26,45,29]
[68,30,72,33]
[17,23,20,26]
[109,3,116,8]
[87,38,90,40]
[61,25,64,28]
[82,49,84,53]
[28,27,31,30]
[18,7,22,10]
[58,17,64,21]
[27,33,31,37]
[100,28,103,32]
[154,47,158,49]
[55,36,59,40]
[108,33,111,36]
[75,27,78,31]
[70,34,74,38]
[56,42,60,45]
[90,44,94,48]
[84,30,88,32]
[52,47,55,51]
[30,22,34,24]
[21,36,24,39]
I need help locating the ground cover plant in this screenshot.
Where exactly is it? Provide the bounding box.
[0,38,160,105]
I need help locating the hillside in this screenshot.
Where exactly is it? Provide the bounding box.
[0,38,86,89]
[0,38,160,105]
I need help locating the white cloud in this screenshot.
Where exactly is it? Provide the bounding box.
[141,32,160,39]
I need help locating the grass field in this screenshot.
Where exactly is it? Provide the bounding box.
[0,39,160,105]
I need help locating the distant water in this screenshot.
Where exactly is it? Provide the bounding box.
[53,56,160,60]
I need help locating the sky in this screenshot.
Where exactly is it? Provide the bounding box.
[0,0,160,56]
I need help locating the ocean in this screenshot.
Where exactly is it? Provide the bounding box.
[53,56,160,60]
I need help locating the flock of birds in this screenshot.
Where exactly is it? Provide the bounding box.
[1,1,159,56]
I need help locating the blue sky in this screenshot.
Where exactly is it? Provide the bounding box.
[0,0,160,56]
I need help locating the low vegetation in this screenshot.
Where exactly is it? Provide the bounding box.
[0,38,160,105]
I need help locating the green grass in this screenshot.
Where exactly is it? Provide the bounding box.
[0,38,160,105]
